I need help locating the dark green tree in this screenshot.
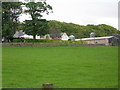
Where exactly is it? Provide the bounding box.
[2,2,22,42]
[24,19,48,38]
[24,1,52,39]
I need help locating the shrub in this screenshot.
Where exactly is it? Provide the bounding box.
[13,39,24,42]
[24,39,54,43]
[53,38,61,40]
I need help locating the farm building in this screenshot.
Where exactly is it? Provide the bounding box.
[13,31,69,40]
[75,36,119,46]
[61,33,69,40]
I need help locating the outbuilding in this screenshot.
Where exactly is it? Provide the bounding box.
[75,36,119,46]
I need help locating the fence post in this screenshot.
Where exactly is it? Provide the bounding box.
[42,83,53,90]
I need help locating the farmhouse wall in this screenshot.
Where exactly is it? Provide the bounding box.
[84,39,109,45]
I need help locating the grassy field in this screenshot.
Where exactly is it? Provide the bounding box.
[2,46,118,88]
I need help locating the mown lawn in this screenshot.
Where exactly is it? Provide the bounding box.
[2,46,118,88]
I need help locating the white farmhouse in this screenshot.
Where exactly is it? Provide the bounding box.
[61,33,69,40]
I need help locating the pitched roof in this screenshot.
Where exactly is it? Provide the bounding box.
[75,36,114,41]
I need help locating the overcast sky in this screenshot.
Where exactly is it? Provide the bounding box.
[19,0,119,29]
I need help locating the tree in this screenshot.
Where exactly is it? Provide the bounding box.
[24,19,48,38]
[2,2,22,42]
[24,1,52,39]
[48,20,62,38]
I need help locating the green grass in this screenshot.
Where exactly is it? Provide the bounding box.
[0,45,2,87]
[2,46,118,88]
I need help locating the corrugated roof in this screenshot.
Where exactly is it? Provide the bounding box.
[75,36,114,41]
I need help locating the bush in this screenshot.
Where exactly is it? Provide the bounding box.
[24,39,54,43]
[13,38,24,42]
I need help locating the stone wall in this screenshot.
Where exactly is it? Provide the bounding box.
[2,43,105,47]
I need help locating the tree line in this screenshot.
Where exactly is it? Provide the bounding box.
[2,1,120,42]
[48,20,120,39]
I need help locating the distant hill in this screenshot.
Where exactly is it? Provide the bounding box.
[48,20,120,38]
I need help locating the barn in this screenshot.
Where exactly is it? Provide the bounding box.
[75,36,119,46]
